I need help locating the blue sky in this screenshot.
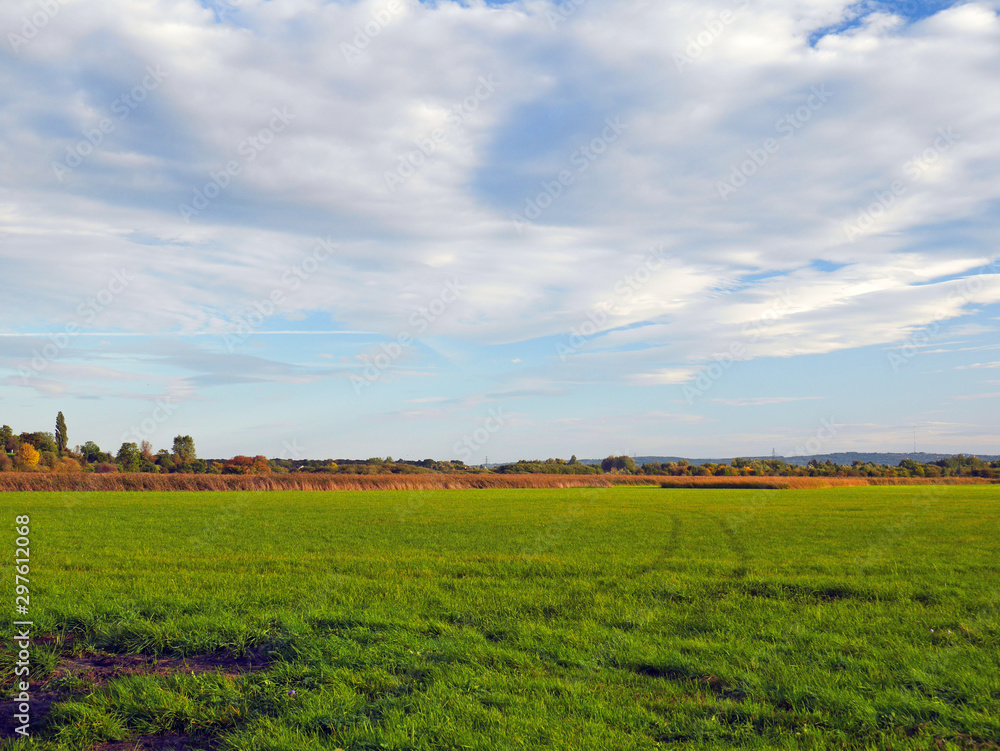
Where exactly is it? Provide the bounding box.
[1,0,999,461]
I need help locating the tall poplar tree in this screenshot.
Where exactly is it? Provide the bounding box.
[55,411,68,454]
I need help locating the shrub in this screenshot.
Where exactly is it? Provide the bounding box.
[55,457,83,473]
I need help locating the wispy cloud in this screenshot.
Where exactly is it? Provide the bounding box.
[711,397,822,407]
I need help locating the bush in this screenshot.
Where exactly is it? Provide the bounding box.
[55,457,82,473]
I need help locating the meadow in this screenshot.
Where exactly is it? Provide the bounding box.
[1,485,998,750]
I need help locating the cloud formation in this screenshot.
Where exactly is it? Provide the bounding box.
[1,0,998,457]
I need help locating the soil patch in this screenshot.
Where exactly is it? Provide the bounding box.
[93,733,220,750]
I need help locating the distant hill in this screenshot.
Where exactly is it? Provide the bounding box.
[582,452,1000,467]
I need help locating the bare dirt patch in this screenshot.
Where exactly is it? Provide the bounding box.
[93,733,220,750]
[55,647,271,683]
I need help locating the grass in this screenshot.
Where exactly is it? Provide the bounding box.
[1,485,998,750]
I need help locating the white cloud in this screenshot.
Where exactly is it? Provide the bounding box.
[956,361,1000,369]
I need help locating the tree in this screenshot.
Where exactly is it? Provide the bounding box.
[116,442,142,472]
[0,425,13,450]
[140,440,154,460]
[155,449,176,473]
[55,411,68,454]
[80,441,106,464]
[601,455,637,474]
[19,432,58,455]
[172,435,196,464]
[16,444,40,471]
[223,456,255,474]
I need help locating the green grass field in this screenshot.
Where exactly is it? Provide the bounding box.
[1,486,998,750]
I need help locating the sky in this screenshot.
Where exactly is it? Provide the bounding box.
[1,0,999,462]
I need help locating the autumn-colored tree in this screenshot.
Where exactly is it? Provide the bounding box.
[223,455,254,474]
[16,444,40,471]
[250,455,272,475]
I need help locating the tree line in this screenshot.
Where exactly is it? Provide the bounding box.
[2,416,997,478]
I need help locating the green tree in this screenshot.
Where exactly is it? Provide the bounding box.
[116,442,142,472]
[80,441,106,464]
[0,425,13,451]
[172,435,196,464]
[19,432,58,455]
[601,455,637,474]
[155,449,175,473]
[55,412,68,454]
